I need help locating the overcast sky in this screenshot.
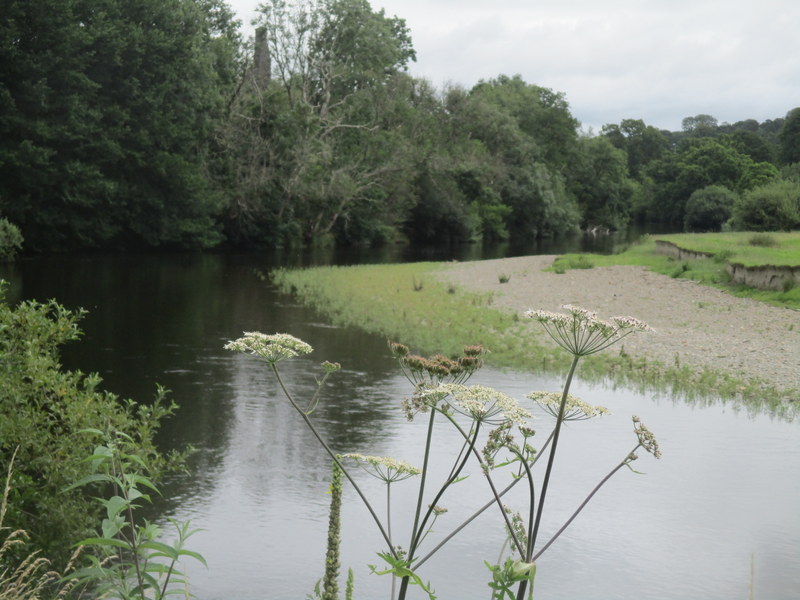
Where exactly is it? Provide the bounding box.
[228,0,800,132]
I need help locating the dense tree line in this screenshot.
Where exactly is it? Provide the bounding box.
[1,0,799,252]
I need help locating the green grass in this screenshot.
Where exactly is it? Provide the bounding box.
[653,231,800,267]
[272,262,798,418]
[550,235,800,310]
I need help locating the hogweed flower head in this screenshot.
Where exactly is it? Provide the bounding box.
[391,342,485,387]
[340,453,421,483]
[224,332,313,364]
[422,383,530,425]
[321,360,341,374]
[525,305,652,357]
[482,422,516,466]
[527,391,609,421]
[632,415,661,459]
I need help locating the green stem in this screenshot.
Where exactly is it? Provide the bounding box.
[398,408,438,600]
[410,421,481,555]
[388,481,395,600]
[528,354,580,551]
[517,354,581,600]
[398,416,480,600]
[408,409,437,554]
[415,429,555,569]
[271,364,396,557]
[531,445,641,562]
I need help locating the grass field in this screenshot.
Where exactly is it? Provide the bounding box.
[551,232,800,310]
[653,231,800,266]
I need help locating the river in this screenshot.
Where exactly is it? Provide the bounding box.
[1,243,798,600]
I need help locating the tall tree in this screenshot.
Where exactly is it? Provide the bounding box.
[570,136,636,230]
[222,0,418,246]
[778,107,800,165]
[0,0,240,250]
[601,118,668,179]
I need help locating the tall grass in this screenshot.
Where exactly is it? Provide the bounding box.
[0,450,77,600]
[272,263,797,418]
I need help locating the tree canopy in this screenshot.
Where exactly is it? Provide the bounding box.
[1,0,798,251]
[0,0,241,250]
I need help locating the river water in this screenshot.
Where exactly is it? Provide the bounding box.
[2,246,798,600]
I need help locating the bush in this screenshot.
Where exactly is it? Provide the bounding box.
[0,218,23,261]
[683,185,737,232]
[0,283,181,567]
[748,233,777,247]
[730,180,800,231]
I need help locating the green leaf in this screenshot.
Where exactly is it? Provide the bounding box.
[177,548,208,567]
[140,540,178,559]
[101,514,127,539]
[77,536,130,550]
[63,472,115,491]
[103,495,129,520]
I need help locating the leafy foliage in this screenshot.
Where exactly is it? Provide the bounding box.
[683,185,737,232]
[778,107,800,165]
[65,430,205,600]
[730,179,800,231]
[2,0,798,249]
[0,0,240,250]
[0,283,181,566]
[0,219,23,261]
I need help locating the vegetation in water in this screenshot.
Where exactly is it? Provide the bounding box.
[272,263,798,415]
[224,308,660,599]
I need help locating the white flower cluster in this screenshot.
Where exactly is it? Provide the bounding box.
[526,391,609,421]
[224,332,313,364]
[340,453,421,482]
[524,304,653,356]
[426,383,531,425]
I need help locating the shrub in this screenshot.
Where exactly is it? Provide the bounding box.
[748,233,777,247]
[0,218,23,261]
[0,283,181,567]
[730,180,800,231]
[683,185,737,232]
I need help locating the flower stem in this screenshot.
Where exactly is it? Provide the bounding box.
[517,354,581,600]
[414,429,554,569]
[531,444,641,561]
[271,364,396,557]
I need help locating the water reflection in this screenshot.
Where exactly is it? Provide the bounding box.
[1,251,798,600]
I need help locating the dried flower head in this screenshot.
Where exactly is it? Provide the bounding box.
[423,383,531,425]
[388,341,410,357]
[524,305,652,356]
[526,391,609,421]
[632,415,661,459]
[392,343,484,387]
[340,453,421,483]
[224,332,313,364]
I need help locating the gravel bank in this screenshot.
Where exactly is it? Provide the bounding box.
[439,256,800,394]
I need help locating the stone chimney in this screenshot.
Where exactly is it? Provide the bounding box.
[253,26,271,89]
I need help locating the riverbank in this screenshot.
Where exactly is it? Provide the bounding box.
[438,255,800,398]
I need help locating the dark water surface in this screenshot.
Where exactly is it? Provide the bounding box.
[2,245,798,600]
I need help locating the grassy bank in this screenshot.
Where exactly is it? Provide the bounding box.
[271,261,797,418]
[552,233,800,309]
[654,231,800,266]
